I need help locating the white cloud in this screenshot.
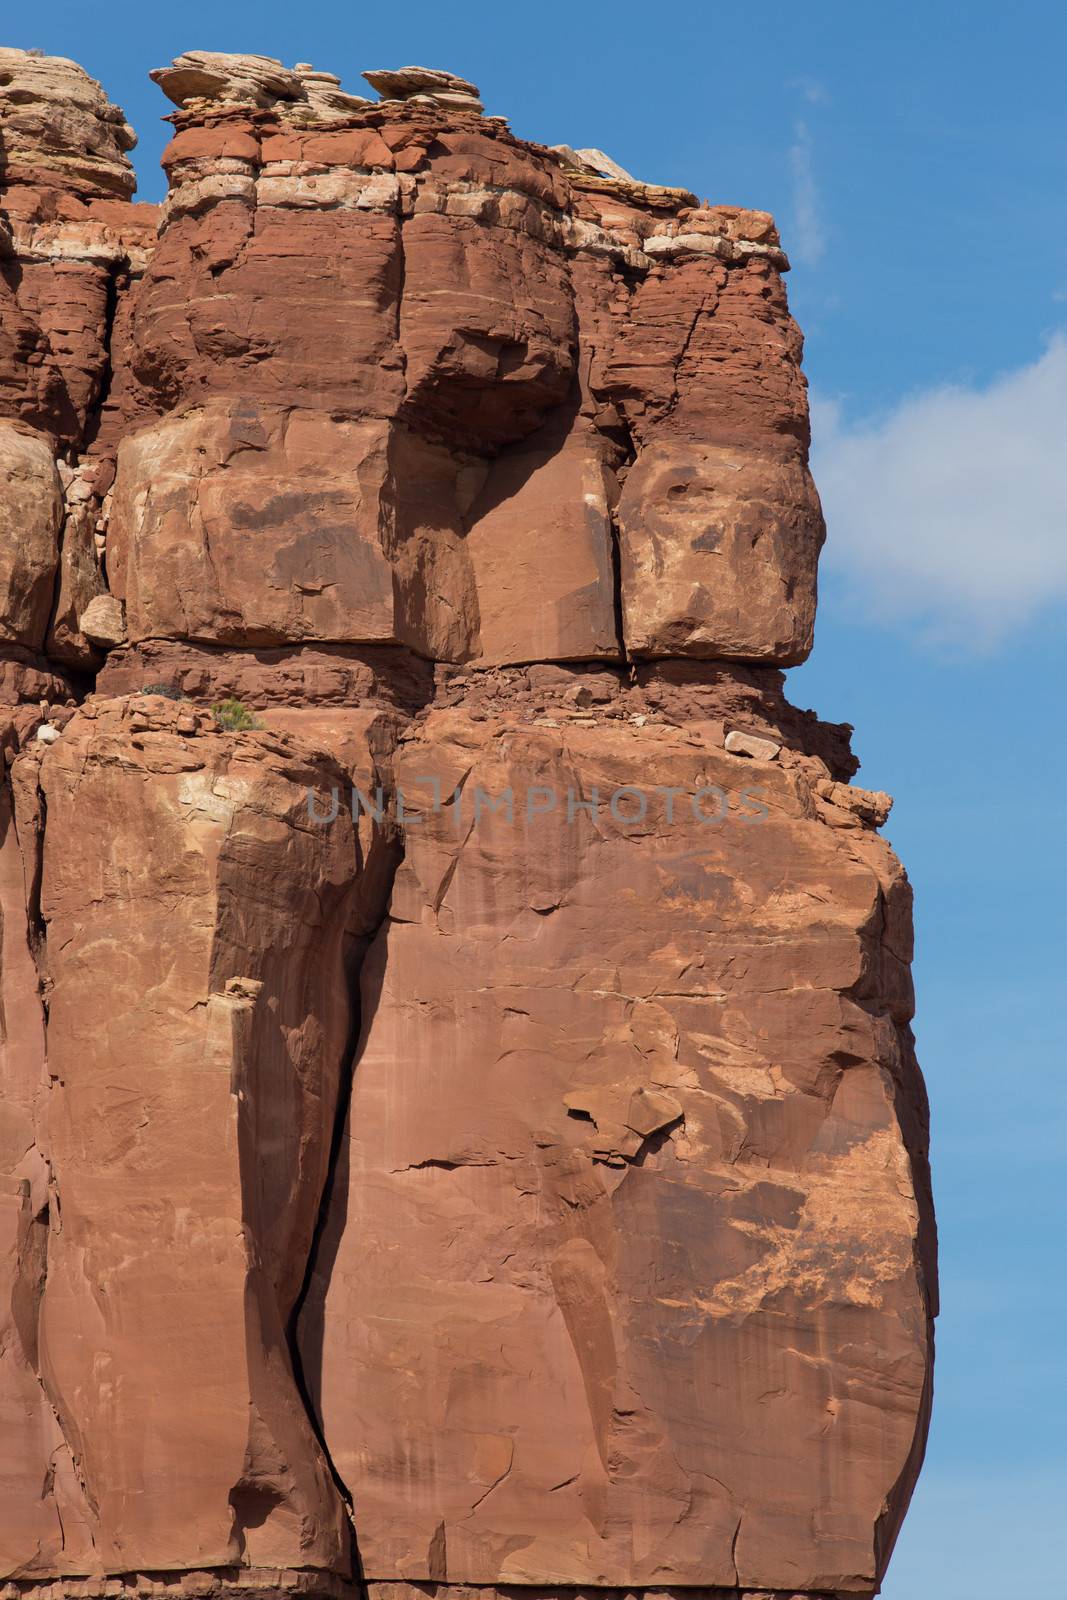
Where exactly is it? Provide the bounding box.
[811,336,1067,645]
[788,119,825,268]
[789,76,829,106]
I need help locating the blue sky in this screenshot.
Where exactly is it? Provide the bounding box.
[14,3,1067,1592]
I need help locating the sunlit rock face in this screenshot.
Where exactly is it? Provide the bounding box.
[0,45,935,1600]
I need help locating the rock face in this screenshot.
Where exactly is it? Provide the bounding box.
[29,699,368,1570]
[305,690,933,1596]
[0,45,935,1600]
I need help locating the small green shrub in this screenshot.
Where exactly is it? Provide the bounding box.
[140,682,184,701]
[212,698,262,732]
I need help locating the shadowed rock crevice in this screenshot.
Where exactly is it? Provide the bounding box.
[604,404,638,665]
[286,783,406,1592]
[80,258,123,455]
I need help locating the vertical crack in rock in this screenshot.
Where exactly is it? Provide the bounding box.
[606,406,637,663]
[1,750,98,1550]
[286,777,405,1593]
[10,754,48,992]
[663,288,713,425]
[41,472,108,694]
[81,260,123,455]
[394,210,409,384]
[213,741,407,1573]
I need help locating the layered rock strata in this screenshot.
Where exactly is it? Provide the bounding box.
[0,46,935,1600]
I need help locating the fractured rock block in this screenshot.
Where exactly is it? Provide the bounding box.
[617,442,823,664]
[398,213,576,450]
[128,202,403,419]
[78,592,126,647]
[302,710,935,1595]
[8,697,393,1572]
[0,424,63,649]
[465,413,621,665]
[108,403,400,648]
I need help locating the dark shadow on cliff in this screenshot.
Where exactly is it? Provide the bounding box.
[287,816,400,1592]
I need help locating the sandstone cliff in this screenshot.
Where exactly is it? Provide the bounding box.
[0,47,935,1600]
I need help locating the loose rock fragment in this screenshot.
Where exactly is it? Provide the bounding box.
[78,593,127,647]
[574,145,639,182]
[725,727,782,760]
[363,64,484,112]
[817,776,894,826]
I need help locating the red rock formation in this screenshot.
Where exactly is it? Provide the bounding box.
[0,47,156,671]
[299,669,934,1599]
[0,46,935,1600]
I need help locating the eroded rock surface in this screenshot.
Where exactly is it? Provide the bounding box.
[0,44,935,1600]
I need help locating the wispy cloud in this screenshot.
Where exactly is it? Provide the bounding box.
[812,336,1067,646]
[790,76,829,106]
[788,117,825,267]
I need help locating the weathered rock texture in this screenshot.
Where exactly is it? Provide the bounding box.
[0,45,935,1600]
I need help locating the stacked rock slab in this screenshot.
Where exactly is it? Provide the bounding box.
[0,46,936,1600]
